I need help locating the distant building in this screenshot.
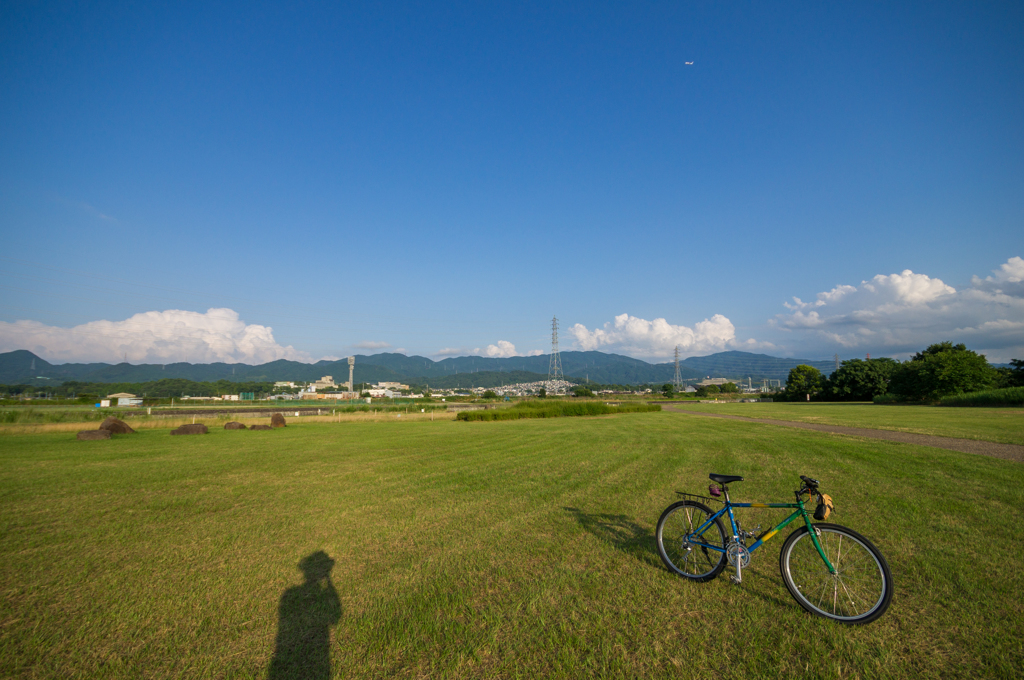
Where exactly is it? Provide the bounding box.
[274,381,296,388]
[107,392,142,406]
[374,381,409,391]
[310,376,336,391]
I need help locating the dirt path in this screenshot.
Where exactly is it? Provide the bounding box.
[662,405,1024,463]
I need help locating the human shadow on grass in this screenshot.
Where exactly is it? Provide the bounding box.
[267,551,341,680]
[562,507,661,568]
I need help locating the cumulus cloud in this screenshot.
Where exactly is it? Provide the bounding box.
[971,256,1024,298]
[433,342,543,359]
[569,313,765,360]
[478,340,520,358]
[772,257,1024,361]
[0,308,315,364]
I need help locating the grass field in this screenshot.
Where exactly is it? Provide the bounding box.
[0,410,457,435]
[674,402,1024,446]
[1,411,1022,678]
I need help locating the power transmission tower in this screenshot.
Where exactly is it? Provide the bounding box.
[673,345,683,389]
[548,316,563,383]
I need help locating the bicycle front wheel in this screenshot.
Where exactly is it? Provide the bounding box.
[656,500,727,582]
[779,523,892,624]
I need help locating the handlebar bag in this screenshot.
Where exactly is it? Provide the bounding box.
[814,494,834,521]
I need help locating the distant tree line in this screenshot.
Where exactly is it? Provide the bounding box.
[0,378,278,400]
[776,343,1023,402]
[692,382,739,398]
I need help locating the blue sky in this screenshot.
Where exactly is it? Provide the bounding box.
[2,1,1022,364]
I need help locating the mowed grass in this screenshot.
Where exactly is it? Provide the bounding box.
[1,413,1022,679]
[0,410,456,435]
[676,401,1024,445]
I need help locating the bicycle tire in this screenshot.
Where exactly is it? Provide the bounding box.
[779,523,893,624]
[656,500,727,582]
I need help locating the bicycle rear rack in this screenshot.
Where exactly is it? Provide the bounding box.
[674,491,723,505]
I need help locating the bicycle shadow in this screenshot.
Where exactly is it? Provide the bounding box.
[267,551,342,680]
[562,507,660,568]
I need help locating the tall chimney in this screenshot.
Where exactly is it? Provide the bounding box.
[348,356,355,393]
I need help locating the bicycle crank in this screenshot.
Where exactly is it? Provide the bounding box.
[726,541,751,568]
[726,541,751,585]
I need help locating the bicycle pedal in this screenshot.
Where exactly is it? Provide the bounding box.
[729,575,742,585]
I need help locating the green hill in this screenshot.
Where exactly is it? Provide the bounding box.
[0,348,845,388]
[678,351,836,382]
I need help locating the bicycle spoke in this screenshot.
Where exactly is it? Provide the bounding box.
[783,526,889,622]
[658,501,726,580]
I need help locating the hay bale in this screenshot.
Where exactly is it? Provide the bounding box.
[270,413,287,428]
[99,416,136,434]
[77,430,111,440]
[171,423,209,435]
[224,421,247,430]
[249,424,273,431]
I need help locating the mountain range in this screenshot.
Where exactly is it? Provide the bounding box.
[0,349,841,387]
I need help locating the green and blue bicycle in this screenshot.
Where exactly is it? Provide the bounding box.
[656,474,893,624]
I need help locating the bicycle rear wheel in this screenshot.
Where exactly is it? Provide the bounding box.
[656,500,727,582]
[779,523,892,624]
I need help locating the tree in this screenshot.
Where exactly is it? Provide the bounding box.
[694,384,720,398]
[538,387,547,398]
[573,386,595,398]
[481,390,498,399]
[827,358,899,401]
[661,383,674,398]
[888,342,996,401]
[1007,359,1024,387]
[785,365,824,401]
[719,382,739,394]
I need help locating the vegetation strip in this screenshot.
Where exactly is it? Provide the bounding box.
[663,405,1024,462]
[456,401,661,421]
[937,386,1024,407]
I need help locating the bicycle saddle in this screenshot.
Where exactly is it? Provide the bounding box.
[709,474,744,485]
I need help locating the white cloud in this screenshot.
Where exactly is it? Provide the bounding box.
[478,340,519,358]
[772,257,1024,361]
[0,308,316,364]
[971,256,1024,298]
[353,341,391,349]
[569,313,763,360]
[433,342,544,359]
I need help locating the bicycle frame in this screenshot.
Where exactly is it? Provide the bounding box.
[684,486,836,576]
